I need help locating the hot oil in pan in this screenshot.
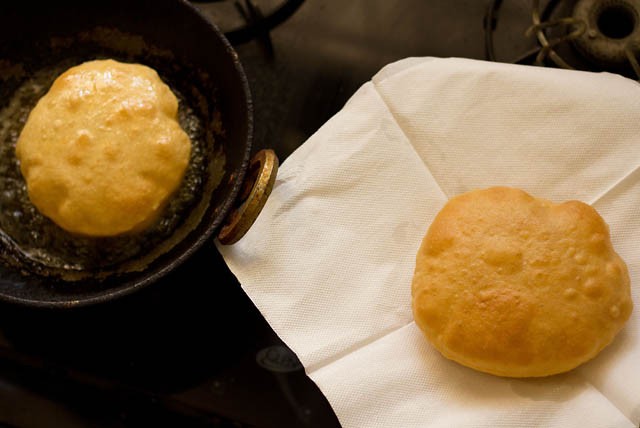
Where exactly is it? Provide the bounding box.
[0,59,223,278]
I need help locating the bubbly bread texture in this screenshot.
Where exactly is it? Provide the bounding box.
[411,187,632,377]
[15,59,191,237]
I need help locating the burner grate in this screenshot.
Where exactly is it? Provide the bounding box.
[192,0,305,57]
[485,0,640,79]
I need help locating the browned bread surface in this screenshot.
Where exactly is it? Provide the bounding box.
[412,186,633,377]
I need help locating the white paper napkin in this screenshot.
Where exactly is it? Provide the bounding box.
[218,57,640,428]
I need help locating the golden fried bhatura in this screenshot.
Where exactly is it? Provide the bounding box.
[16,59,191,237]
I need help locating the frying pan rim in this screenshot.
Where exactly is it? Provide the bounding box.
[0,0,254,309]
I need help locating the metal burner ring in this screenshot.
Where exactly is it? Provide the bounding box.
[572,0,640,66]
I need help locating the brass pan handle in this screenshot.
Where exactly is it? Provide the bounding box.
[218,149,278,245]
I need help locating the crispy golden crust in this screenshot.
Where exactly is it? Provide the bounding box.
[16,59,191,237]
[411,187,633,377]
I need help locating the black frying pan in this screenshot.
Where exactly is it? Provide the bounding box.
[0,0,276,308]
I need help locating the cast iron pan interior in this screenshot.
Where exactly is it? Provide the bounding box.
[0,0,252,307]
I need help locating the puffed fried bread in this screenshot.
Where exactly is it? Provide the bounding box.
[16,59,191,237]
[411,186,633,377]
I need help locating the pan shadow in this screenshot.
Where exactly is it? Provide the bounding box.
[0,241,261,393]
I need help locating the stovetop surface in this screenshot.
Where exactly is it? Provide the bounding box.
[0,0,623,426]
